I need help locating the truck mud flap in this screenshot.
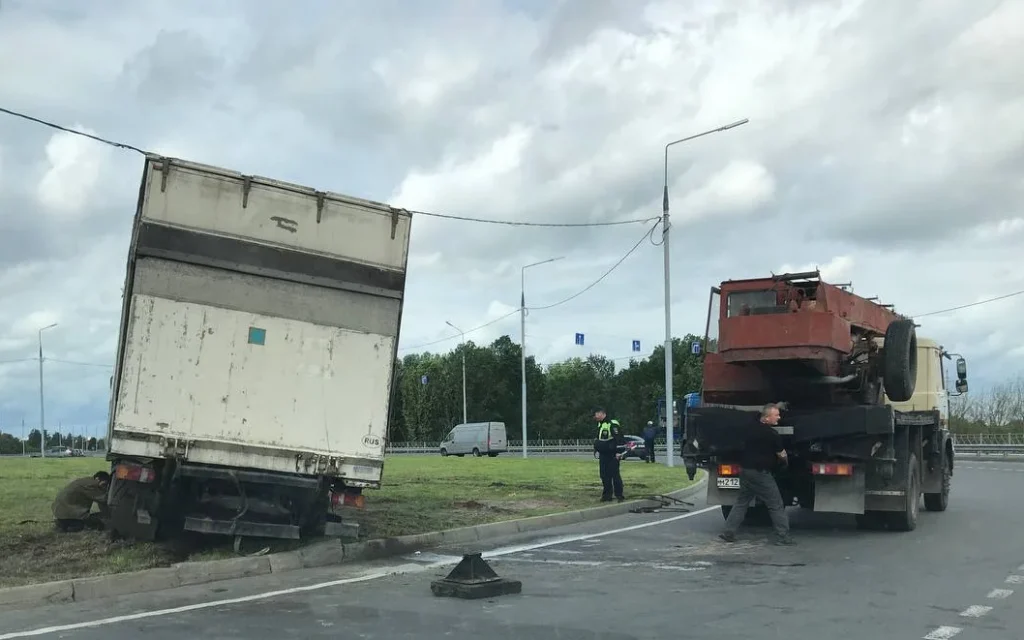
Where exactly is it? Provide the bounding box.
[324,520,360,538]
[813,468,867,514]
[184,516,301,539]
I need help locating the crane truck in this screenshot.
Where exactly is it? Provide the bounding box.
[682,271,968,531]
[104,155,412,543]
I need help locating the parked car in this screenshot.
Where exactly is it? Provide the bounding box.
[439,422,508,457]
[621,435,651,461]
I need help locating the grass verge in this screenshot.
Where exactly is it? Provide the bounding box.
[0,455,699,587]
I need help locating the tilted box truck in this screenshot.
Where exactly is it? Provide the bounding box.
[104,155,412,542]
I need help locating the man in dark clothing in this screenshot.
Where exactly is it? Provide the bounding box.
[642,421,657,463]
[593,408,625,502]
[52,471,111,533]
[719,403,795,545]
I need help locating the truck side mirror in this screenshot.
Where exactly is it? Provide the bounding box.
[955,379,968,394]
[955,357,967,380]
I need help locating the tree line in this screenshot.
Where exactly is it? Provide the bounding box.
[1,341,1016,455]
[0,430,106,455]
[950,376,1024,433]
[390,334,707,443]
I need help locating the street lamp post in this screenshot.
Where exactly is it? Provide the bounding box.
[38,322,57,458]
[445,320,468,425]
[662,118,748,468]
[520,256,565,458]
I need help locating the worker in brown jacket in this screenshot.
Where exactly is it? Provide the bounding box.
[52,471,111,532]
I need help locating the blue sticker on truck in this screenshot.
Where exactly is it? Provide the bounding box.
[248,327,266,345]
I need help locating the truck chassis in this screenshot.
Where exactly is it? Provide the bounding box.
[689,404,954,531]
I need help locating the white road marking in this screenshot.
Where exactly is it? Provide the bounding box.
[0,505,721,639]
[496,557,710,572]
[959,605,992,618]
[987,588,1014,599]
[923,626,962,640]
[1005,575,1024,584]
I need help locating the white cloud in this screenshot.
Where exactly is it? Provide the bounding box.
[36,127,109,216]
[675,160,776,223]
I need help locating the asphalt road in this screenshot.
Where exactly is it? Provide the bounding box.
[2,459,1023,640]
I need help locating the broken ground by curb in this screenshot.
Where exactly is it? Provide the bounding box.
[0,474,707,611]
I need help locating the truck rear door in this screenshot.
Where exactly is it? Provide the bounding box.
[107,156,411,483]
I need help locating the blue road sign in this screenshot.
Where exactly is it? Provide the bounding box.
[575,332,585,346]
[632,339,641,352]
[691,341,701,355]
[421,375,428,385]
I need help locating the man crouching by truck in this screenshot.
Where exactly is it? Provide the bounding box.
[718,404,796,546]
[52,471,110,533]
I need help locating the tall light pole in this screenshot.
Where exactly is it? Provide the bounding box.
[445,320,468,425]
[38,322,57,458]
[662,118,748,468]
[520,256,564,458]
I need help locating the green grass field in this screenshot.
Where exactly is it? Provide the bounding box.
[0,454,698,587]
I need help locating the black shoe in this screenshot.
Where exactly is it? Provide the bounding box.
[774,536,797,546]
[600,496,613,502]
[718,531,736,543]
[616,496,625,502]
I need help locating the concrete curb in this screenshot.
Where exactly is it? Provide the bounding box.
[0,474,706,611]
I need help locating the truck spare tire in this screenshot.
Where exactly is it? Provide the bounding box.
[883,319,917,402]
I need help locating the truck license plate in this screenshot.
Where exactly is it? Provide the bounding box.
[717,477,740,489]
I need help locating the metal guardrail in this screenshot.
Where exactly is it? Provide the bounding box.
[4,437,1024,458]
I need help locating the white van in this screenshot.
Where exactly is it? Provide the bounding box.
[439,422,507,457]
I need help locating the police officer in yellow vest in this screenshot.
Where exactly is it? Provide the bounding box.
[593,407,625,502]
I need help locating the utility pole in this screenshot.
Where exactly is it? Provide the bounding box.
[21,418,25,456]
[520,257,564,458]
[445,321,468,425]
[662,119,748,468]
[38,322,57,458]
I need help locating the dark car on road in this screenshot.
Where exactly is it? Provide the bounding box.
[621,435,651,461]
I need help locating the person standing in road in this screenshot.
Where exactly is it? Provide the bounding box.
[52,471,111,533]
[593,408,625,502]
[642,420,657,463]
[718,403,796,546]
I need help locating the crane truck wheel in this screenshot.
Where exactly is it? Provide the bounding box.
[882,319,918,402]
[887,453,921,531]
[923,451,952,512]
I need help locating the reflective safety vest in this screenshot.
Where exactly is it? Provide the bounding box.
[597,419,620,441]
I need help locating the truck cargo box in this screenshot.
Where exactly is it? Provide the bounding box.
[107,156,412,488]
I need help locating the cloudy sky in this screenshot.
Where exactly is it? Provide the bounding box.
[0,0,1021,438]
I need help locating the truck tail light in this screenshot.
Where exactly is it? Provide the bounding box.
[718,464,741,476]
[114,463,157,483]
[330,489,366,510]
[811,463,854,476]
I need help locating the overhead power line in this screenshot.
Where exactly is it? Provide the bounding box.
[913,289,1024,319]
[527,220,660,311]
[0,105,655,229]
[399,221,659,353]
[0,106,147,154]
[0,356,112,368]
[399,309,521,352]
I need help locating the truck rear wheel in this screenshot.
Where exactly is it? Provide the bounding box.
[887,453,920,531]
[923,453,951,512]
[883,319,918,402]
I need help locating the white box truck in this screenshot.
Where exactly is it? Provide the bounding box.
[104,155,412,542]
